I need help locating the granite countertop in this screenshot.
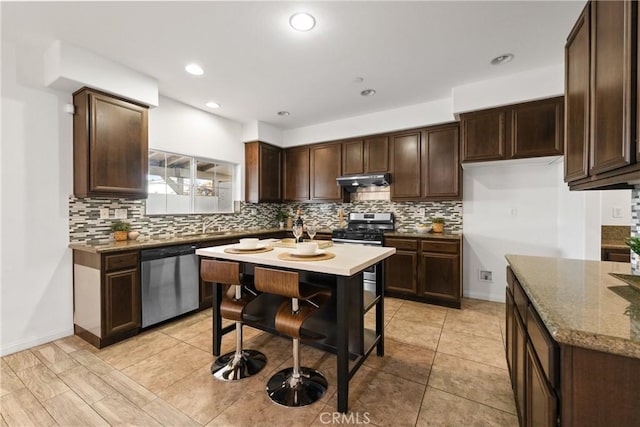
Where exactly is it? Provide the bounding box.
[506,254,640,359]
[69,228,285,253]
[384,231,463,240]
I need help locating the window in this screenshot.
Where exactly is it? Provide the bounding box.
[147,150,235,214]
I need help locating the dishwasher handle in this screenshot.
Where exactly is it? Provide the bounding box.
[141,244,199,261]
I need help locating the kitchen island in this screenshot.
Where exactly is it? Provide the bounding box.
[196,242,396,413]
[505,255,640,426]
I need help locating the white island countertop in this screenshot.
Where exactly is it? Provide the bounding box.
[196,242,396,276]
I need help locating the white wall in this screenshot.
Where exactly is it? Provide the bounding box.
[600,190,632,226]
[1,40,74,355]
[462,162,563,301]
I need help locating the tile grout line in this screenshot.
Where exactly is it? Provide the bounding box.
[427,385,518,417]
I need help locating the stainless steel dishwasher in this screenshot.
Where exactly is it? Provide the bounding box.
[140,244,200,328]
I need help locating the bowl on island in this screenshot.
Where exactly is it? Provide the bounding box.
[237,238,259,249]
[296,242,318,255]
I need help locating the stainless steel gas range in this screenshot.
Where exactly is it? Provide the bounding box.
[331,212,394,292]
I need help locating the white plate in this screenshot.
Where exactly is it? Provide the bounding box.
[232,243,267,251]
[290,249,326,257]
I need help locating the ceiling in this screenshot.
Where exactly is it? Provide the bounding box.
[1,1,585,130]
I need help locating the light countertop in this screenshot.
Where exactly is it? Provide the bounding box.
[506,254,640,359]
[197,242,396,276]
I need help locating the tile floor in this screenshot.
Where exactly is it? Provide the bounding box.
[0,298,518,426]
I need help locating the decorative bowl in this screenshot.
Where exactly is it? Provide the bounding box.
[415,224,431,233]
[296,242,318,255]
[237,238,259,249]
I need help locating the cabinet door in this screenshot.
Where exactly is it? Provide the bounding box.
[364,136,389,173]
[526,343,557,427]
[419,252,460,303]
[511,97,564,159]
[589,0,634,175]
[102,268,140,337]
[88,92,148,197]
[283,146,310,201]
[506,288,515,379]
[259,143,282,202]
[310,143,343,201]
[514,310,527,423]
[565,4,591,182]
[384,251,418,295]
[423,123,461,200]
[390,130,423,200]
[461,109,507,162]
[342,140,364,175]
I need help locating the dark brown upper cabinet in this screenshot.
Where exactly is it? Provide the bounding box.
[310,142,346,202]
[73,87,148,198]
[283,146,310,201]
[390,123,461,201]
[245,141,282,203]
[342,136,389,175]
[564,3,591,183]
[564,0,638,190]
[461,97,564,164]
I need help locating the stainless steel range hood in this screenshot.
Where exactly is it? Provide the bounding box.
[336,173,391,192]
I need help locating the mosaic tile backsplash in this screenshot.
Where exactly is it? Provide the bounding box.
[631,186,640,273]
[69,193,462,243]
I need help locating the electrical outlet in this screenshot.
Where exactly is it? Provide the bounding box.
[99,208,110,219]
[479,270,493,282]
[115,209,127,219]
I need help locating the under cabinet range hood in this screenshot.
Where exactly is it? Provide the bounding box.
[336,173,391,192]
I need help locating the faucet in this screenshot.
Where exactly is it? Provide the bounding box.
[202,218,217,234]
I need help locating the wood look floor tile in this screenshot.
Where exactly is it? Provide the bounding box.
[0,413,7,427]
[385,317,442,350]
[58,365,117,404]
[437,330,507,370]
[428,353,515,414]
[142,398,202,426]
[416,387,518,426]
[393,301,448,327]
[69,349,115,375]
[363,338,435,385]
[99,370,157,407]
[461,298,505,318]
[92,392,162,426]
[32,343,80,374]
[42,390,109,426]
[15,364,69,401]
[121,341,213,393]
[53,334,99,354]
[95,331,181,370]
[0,388,56,426]
[0,361,24,397]
[443,309,503,341]
[2,350,42,372]
[161,316,212,342]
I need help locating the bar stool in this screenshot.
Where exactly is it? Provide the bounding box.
[254,267,331,407]
[201,259,267,381]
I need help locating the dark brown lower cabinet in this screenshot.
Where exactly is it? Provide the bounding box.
[507,266,639,426]
[385,236,461,308]
[73,250,141,348]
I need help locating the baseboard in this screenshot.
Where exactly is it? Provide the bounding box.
[463,289,506,303]
[0,327,74,357]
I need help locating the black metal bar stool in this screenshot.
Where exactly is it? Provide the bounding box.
[201,259,267,381]
[254,266,331,407]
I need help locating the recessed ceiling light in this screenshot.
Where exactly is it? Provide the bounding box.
[277,111,290,116]
[289,12,316,31]
[360,89,376,97]
[185,63,204,75]
[490,54,514,65]
[206,101,220,109]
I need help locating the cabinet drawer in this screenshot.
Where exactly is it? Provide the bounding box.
[527,305,559,388]
[385,238,418,251]
[513,279,529,321]
[104,252,139,271]
[420,240,459,254]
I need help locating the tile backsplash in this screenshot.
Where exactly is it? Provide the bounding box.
[632,186,640,273]
[69,195,462,243]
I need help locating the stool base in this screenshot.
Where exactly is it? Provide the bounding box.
[266,367,328,407]
[211,350,267,381]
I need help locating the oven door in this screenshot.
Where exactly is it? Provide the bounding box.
[332,239,380,293]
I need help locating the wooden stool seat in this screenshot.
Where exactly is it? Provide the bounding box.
[201,259,266,381]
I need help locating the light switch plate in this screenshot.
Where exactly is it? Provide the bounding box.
[99,208,110,219]
[115,209,127,219]
[612,206,623,218]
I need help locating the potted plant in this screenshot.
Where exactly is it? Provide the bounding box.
[276,209,288,229]
[431,217,445,233]
[111,220,131,241]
